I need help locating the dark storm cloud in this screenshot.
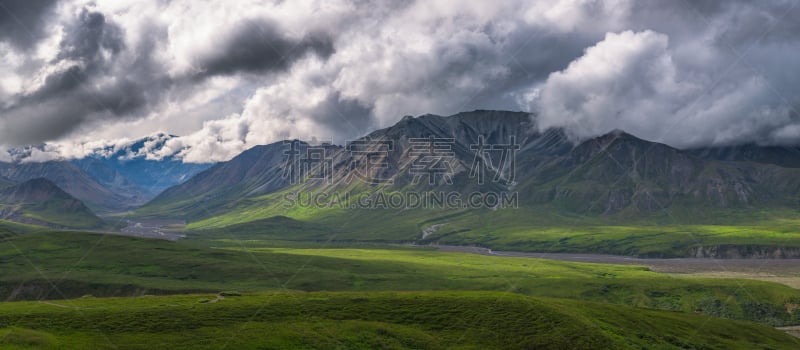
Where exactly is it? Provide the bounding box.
[0,0,57,49]
[195,19,335,78]
[625,0,800,50]
[0,7,334,146]
[24,9,125,102]
[707,1,800,48]
[459,30,591,112]
[0,7,153,144]
[58,8,124,61]
[310,92,374,139]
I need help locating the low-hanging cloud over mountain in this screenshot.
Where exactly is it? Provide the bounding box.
[1,0,800,163]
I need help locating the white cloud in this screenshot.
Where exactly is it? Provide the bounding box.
[533,30,700,141]
[531,29,800,148]
[523,0,631,33]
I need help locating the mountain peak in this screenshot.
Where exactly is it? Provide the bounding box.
[608,128,629,136]
[585,129,677,151]
[0,178,73,203]
[600,129,637,140]
[0,178,105,229]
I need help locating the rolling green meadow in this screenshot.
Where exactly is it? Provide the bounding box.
[0,230,799,348]
[6,185,800,348]
[1,291,797,349]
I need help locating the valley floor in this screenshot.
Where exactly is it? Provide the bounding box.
[432,244,800,288]
[1,231,799,348]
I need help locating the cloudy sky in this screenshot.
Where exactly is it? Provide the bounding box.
[1,0,799,163]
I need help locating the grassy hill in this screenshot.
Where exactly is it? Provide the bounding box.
[0,179,105,229]
[0,219,44,235]
[0,291,797,349]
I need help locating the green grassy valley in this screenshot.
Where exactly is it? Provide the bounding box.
[2,232,799,330]
[182,203,800,258]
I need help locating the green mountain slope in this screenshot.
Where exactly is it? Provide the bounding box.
[138,141,313,220]
[134,110,800,256]
[0,178,105,229]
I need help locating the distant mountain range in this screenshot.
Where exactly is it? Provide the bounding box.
[0,134,212,214]
[71,134,211,206]
[5,110,800,232]
[0,161,134,213]
[137,110,800,232]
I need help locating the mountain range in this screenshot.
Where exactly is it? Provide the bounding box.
[4,110,800,233]
[0,134,211,215]
[72,133,212,198]
[138,111,800,218]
